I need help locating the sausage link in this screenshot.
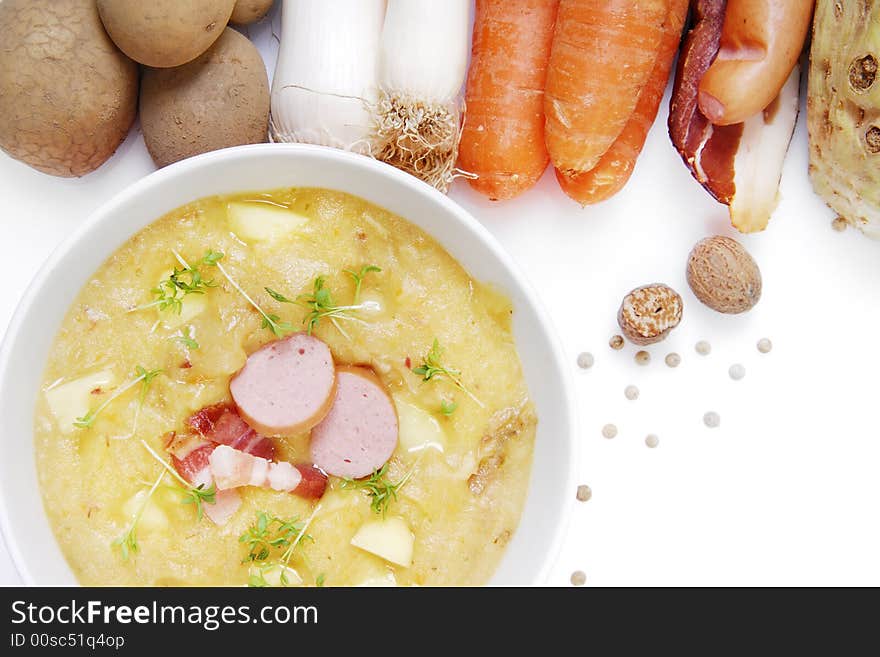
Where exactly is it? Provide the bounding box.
[697,0,812,125]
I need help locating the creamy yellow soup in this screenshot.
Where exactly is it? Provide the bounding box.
[34,188,536,586]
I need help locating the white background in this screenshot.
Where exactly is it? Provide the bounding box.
[2,6,879,586]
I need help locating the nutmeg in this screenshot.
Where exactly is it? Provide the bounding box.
[617,284,683,346]
[687,236,762,314]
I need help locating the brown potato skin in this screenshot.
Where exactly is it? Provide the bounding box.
[230,0,274,25]
[140,28,269,168]
[97,0,235,68]
[0,0,138,178]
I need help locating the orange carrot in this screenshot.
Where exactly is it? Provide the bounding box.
[545,0,670,175]
[556,0,688,204]
[458,0,560,201]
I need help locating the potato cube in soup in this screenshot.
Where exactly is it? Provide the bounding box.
[45,370,116,432]
[227,202,309,242]
[121,489,168,532]
[161,294,208,329]
[351,517,414,567]
[394,397,446,453]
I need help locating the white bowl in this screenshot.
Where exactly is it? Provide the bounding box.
[0,144,577,585]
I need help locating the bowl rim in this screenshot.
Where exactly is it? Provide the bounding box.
[0,143,578,586]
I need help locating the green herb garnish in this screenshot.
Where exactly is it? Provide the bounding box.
[133,250,223,315]
[173,327,199,350]
[179,483,217,520]
[139,439,215,520]
[74,365,164,429]
[264,287,296,304]
[293,276,364,338]
[269,266,380,339]
[248,570,270,588]
[344,265,382,304]
[341,463,414,517]
[241,506,321,587]
[112,469,165,561]
[199,250,225,266]
[240,512,308,563]
[215,261,296,338]
[315,573,326,587]
[440,399,458,416]
[135,366,163,405]
[412,339,484,408]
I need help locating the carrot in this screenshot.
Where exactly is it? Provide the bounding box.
[545,0,671,175]
[556,0,688,204]
[457,0,560,201]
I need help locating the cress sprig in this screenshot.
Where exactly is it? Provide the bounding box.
[341,462,414,517]
[240,512,308,563]
[214,260,296,338]
[293,276,363,337]
[173,326,199,350]
[112,469,165,561]
[344,265,382,304]
[139,439,216,520]
[132,250,223,315]
[412,339,484,408]
[241,505,321,587]
[440,399,458,416]
[74,365,164,430]
[266,265,380,339]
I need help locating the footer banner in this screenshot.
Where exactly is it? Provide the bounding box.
[0,586,870,651]
[3,586,588,650]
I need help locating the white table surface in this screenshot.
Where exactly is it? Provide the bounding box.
[3,8,880,587]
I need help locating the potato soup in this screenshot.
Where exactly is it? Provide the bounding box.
[35,188,536,586]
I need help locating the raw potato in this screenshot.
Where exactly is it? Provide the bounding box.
[0,0,138,177]
[686,236,762,314]
[230,0,274,25]
[808,0,880,238]
[97,0,235,68]
[140,28,269,168]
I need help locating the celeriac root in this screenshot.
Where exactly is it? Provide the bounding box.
[372,90,463,193]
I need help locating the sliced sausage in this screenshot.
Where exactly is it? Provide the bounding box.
[309,366,398,479]
[209,444,304,492]
[230,334,337,437]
